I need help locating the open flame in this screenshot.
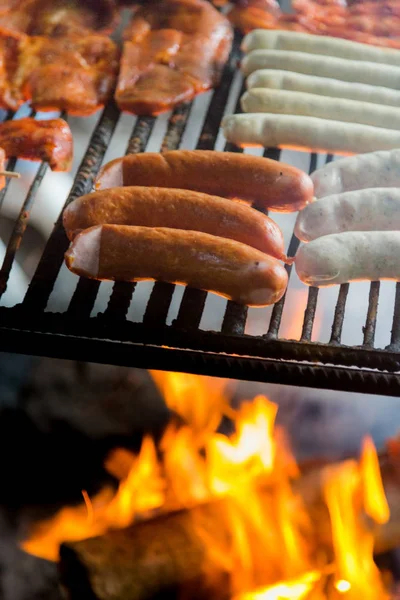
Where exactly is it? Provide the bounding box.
[21,371,392,599]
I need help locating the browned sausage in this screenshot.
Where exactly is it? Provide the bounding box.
[63,186,287,260]
[95,150,314,212]
[0,148,6,191]
[65,224,288,306]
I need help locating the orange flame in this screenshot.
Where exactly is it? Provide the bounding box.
[21,371,391,600]
[235,571,322,600]
[323,437,390,600]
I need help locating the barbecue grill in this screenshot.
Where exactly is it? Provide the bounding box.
[1,33,399,396]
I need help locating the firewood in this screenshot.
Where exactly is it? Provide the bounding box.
[60,452,400,600]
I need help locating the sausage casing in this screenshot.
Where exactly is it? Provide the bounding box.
[246,70,400,109]
[63,186,286,260]
[65,224,288,306]
[242,30,400,66]
[311,149,400,198]
[95,150,314,212]
[295,188,400,242]
[295,231,400,287]
[222,113,400,156]
[241,88,400,132]
[241,50,400,90]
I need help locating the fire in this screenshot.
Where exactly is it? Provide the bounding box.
[206,395,278,495]
[323,436,390,600]
[21,371,392,599]
[236,571,322,600]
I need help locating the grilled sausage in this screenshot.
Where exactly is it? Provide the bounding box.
[246,70,400,109]
[311,149,400,198]
[222,114,400,156]
[65,224,288,306]
[63,186,287,260]
[95,150,314,212]
[295,188,400,242]
[295,231,400,287]
[0,147,6,191]
[241,88,400,132]
[241,50,400,90]
[242,30,400,66]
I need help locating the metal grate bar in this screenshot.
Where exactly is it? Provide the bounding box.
[105,282,137,320]
[0,158,17,212]
[143,282,176,327]
[174,288,208,330]
[161,101,193,152]
[265,234,300,338]
[22,102,121,314]
[167,40,243,331]
[0,110,30,200]
[126,116,155,155]
[67,278,101,319]
[197,30,242,150]
[330,283,350,344]
[266,153,317,338]
[290,153,319,340]
[0,33,399,392]
[363,281,380,347]
[222,149,281,335]
[0,162,48,299]
[221,302,248,335]
[219,80,250,334]
[142,103,193,327]
[389,282,400,350]
[309,153,318,174]
[104,116,156,319]
[301,287,319,342]
[0,109,66,300]
[0,109,34,279]
[263,148,281,162]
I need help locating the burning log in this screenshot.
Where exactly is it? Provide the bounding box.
[61,500,232,600]
[60,450,400,600]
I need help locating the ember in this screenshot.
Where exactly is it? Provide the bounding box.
[21,372,394,599]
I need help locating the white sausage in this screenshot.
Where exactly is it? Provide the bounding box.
[311,149,400,198]
[242,50,400,90]
[295,188,400,242]
[246,70,400,109]
[222,114,400,155]
[242,30,400,66]
[241,89,400,131]
[295,231,400,286]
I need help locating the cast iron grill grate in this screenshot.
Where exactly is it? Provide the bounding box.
[1,34,400,395]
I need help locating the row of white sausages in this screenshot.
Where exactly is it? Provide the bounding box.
[295,150,400,286]
[223,30,400,155]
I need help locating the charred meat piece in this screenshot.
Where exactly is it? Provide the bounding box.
[0,147,6,190]
[0,118,73,171]
[26,0,119,37]
[15,35,119,115]
[230,0,400,45]
[0,27,25,111]
[116,0,233,115]
[0,0,119,36]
